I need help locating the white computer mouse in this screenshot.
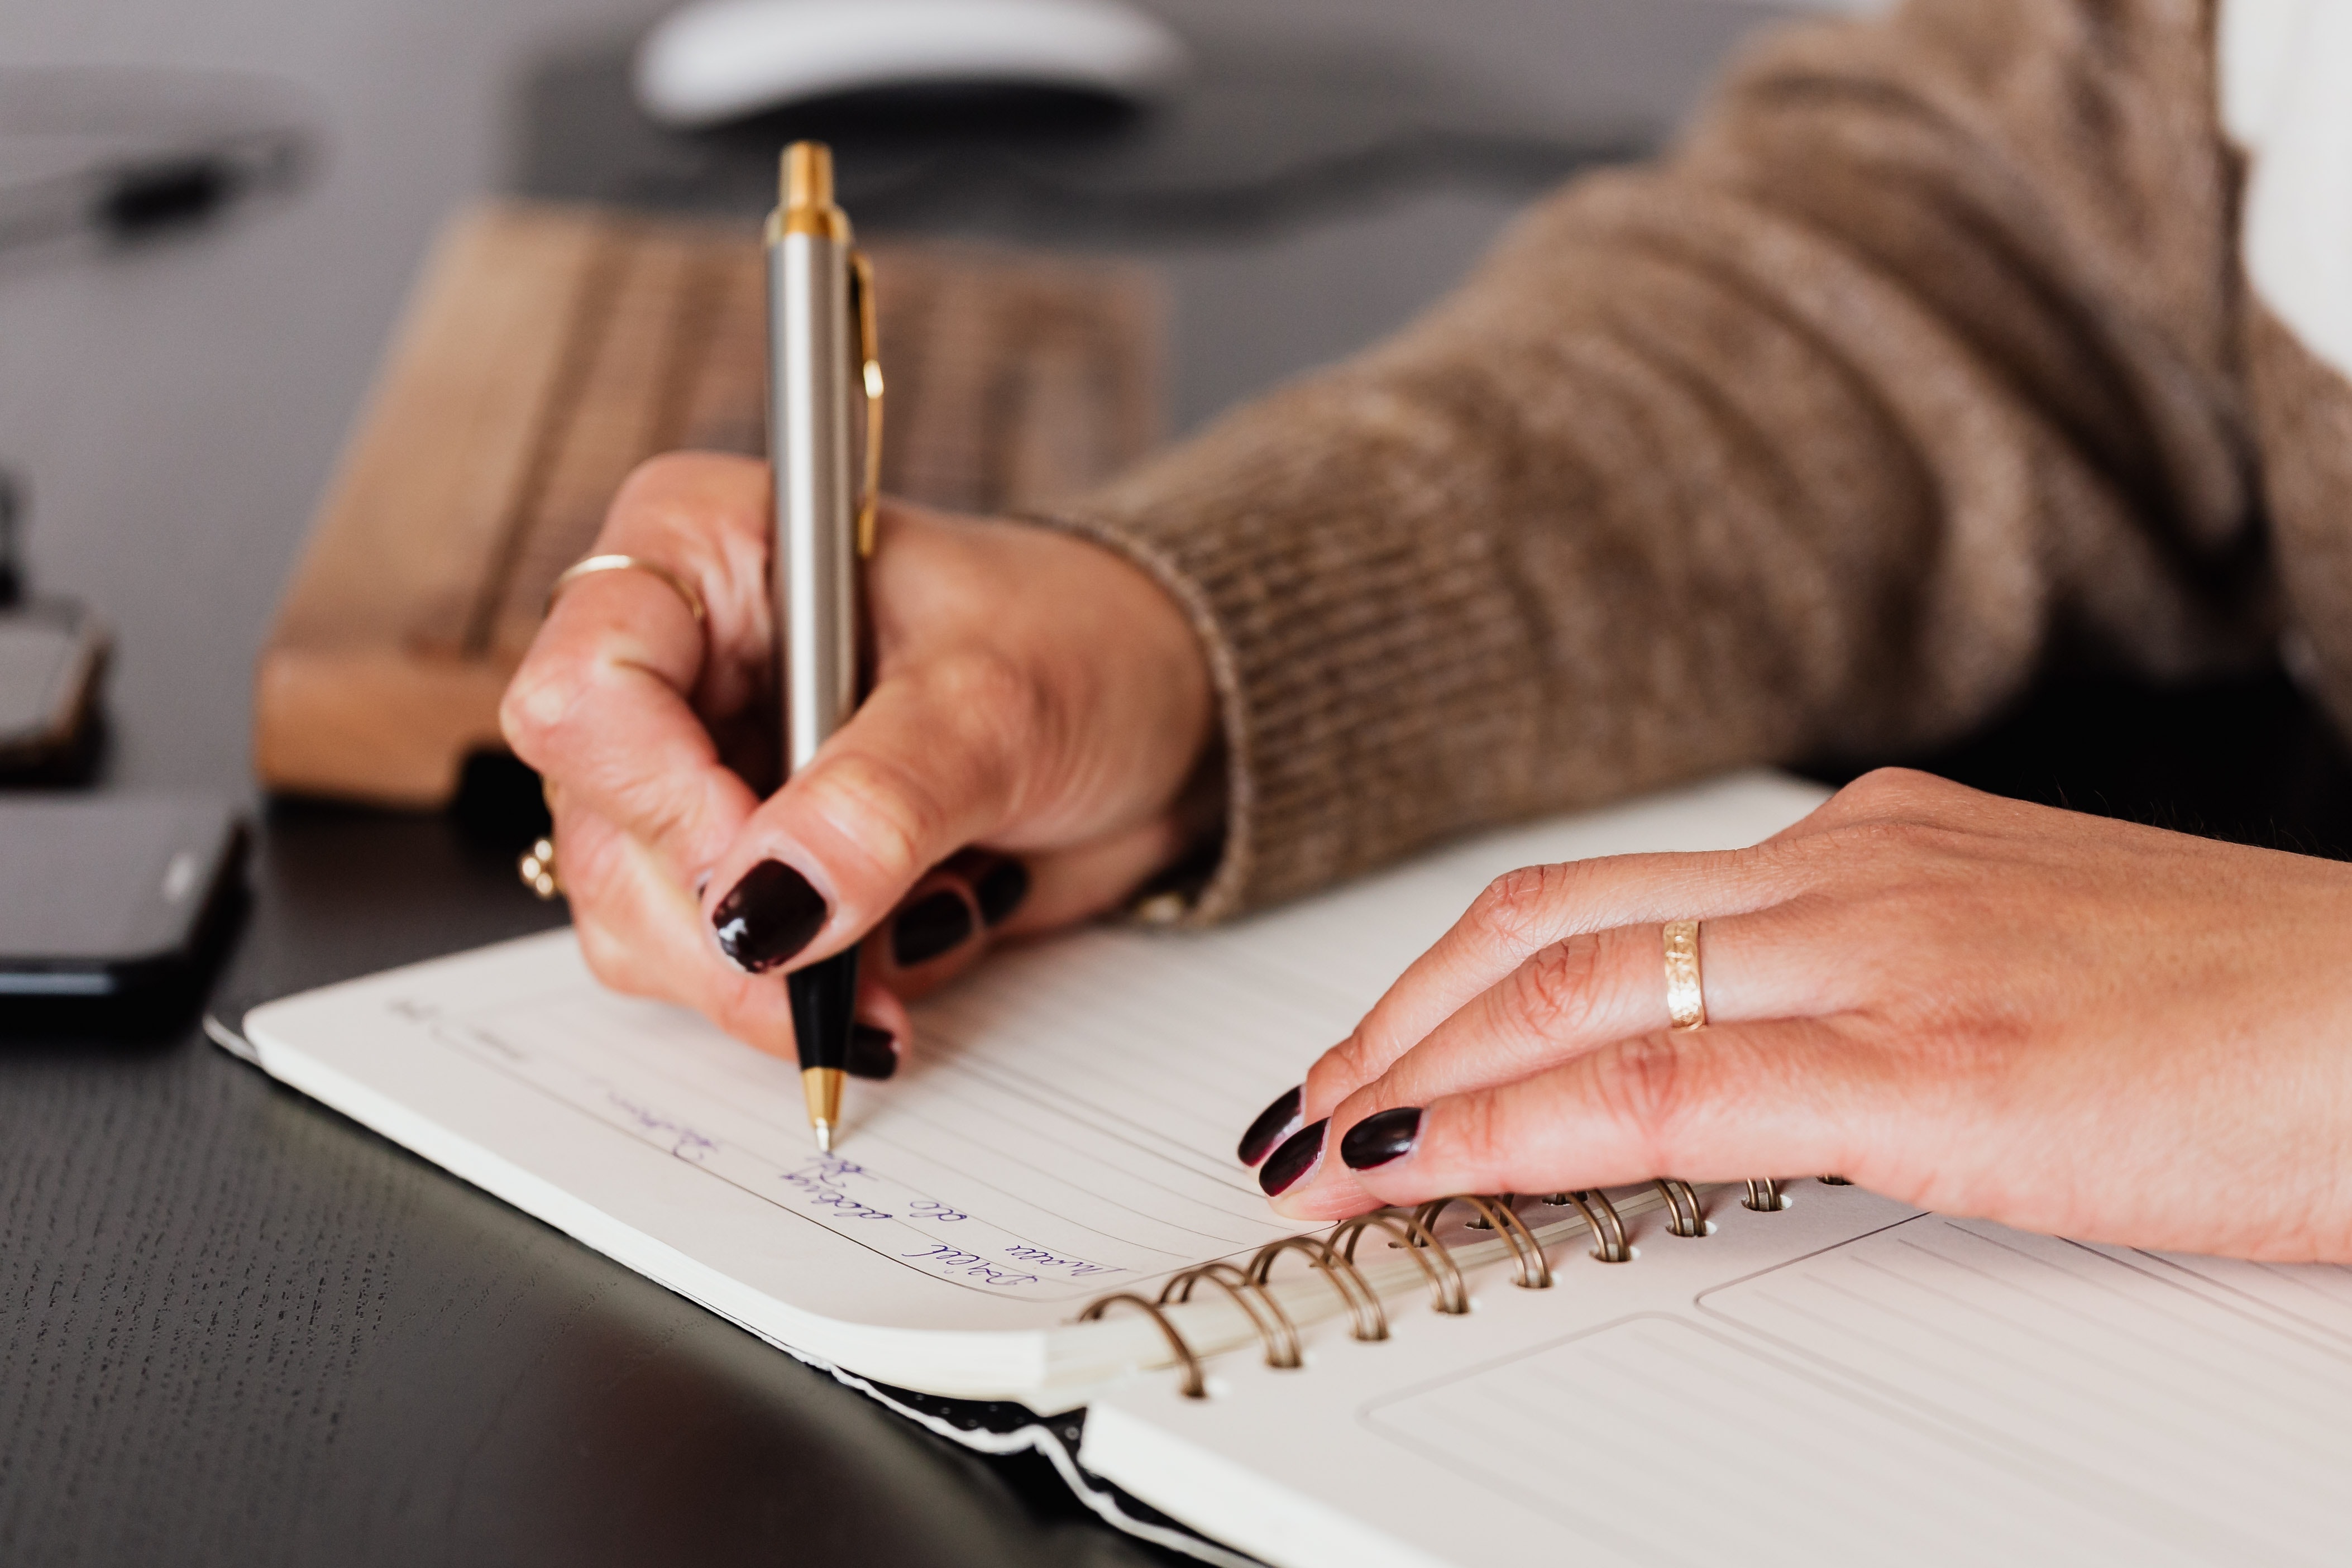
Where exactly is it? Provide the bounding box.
[634,0,1192,129]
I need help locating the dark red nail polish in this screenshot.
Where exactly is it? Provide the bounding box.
[1340,1106,1421,1170]
[892,890,973,966]
[1237,1085,1303,1165]
[846,1022,899,1081]
[1259,1119,1327,1196]
[712,860,828,973]
[974,858,1030,926]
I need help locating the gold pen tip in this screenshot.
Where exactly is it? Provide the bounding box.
[783,141,834,210]
[802,1065,845,1153]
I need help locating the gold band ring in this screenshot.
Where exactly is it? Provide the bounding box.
[546,553,707,627]
[1662,919,1706,1030]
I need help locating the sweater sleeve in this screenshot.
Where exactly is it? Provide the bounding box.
[1039,0,2272,921]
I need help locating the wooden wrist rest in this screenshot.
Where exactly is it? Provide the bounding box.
[255,199,1162,807]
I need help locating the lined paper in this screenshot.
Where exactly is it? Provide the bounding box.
[1360,1316,2218,1566]
[422,933,1317,1304]
[1697,1217,2352,1561]
[2140,1249,2352,1345]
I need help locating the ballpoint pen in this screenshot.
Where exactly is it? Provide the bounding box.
[769,140,883,1151]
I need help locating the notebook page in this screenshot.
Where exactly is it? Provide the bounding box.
[1358,1318,2214,1567]
[2134,1249,2352,1346]
[243,771,1827,1383]
[247,930,1302,1355]
[1082,1197,2352,1568]
[1696,1218,2352,1559]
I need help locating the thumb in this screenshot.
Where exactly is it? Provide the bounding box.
[697,652,1034,974]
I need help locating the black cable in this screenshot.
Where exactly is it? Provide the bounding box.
[0,68,317,256]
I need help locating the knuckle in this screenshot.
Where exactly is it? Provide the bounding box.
[1839,766,1929,805]
[1587,1031,1693,1164]
[603,453,766,572]
[1469,862,1576,953]
[1309,1029,1383,1103]
[1445,1088,1507,1175]
[1830,768,1971,832]
[1507,935,1609,1039]
[800,750,945,886]
[498,653,593,763]
[608,450,735,524]
[609,767,720,863]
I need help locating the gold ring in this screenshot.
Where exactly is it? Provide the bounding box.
[519,835,562,900]
[546,553,707,626]
[1662,919,1705,1030]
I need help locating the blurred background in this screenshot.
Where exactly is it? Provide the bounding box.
[0,0,1866,799]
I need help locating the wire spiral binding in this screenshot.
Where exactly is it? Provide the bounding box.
[1652,1178,1706,1237]
[1086,1179,1813,1397]
[1541,1189,1632,1263]
[1248,1235,1388,1342]
[1332,1210,1468,1316]
[1158,1260,1302,1369]
[1080,1293,1207,1398]
[1416,1195,1552,1288]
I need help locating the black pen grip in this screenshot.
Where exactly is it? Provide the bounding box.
[787,946,860,1073]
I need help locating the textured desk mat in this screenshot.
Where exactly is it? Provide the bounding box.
[256,200,1162,806]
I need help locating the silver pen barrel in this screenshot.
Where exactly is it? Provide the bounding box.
[767,142,863,1151]
[767,144,857,777]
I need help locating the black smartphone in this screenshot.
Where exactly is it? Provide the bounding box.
[0,795,245,1003]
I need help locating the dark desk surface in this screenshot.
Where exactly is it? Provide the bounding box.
[8,0,2352,1563]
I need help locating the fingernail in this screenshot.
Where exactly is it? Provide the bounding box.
[1237,1084,1303,1166]
[846,1022,900,1081]
[712,860,829,973]
[974,858,1030,926]
[1259,1118,1328,1196]
[1340,1107,1422,1170]
[892,890,974,967]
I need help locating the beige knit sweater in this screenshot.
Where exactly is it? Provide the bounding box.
[1045,0,2352,922]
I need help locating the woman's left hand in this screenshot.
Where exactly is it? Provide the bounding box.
[1242,769,2352,1264]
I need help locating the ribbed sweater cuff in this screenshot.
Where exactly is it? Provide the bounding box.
[1030,389,1541,924]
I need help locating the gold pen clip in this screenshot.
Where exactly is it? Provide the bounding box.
[849,250,884,560]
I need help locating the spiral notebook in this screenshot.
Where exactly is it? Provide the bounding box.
[229,771,2352,1567]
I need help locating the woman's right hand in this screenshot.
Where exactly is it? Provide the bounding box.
[499,451,1218,1072]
